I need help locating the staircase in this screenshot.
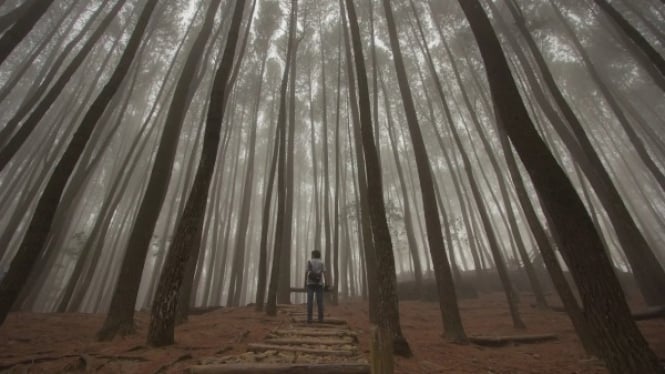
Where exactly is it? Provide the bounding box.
[188,304,369,373]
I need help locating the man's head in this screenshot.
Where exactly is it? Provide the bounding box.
[311,250,321,259]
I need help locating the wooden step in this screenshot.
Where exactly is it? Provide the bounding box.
[264,337,353,346]
[247,343,357,357]
[271,328,358,338]
[290,323,344,329]
[469,333,558,346]
[290,317,347,325]
[189,362,369,373]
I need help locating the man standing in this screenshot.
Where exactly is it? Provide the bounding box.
[305,250,328,323]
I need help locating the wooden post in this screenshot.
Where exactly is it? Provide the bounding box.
[370,325,393,374]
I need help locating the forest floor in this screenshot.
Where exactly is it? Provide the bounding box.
[0,292,663,373]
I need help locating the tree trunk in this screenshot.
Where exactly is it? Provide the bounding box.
[506,0,665,306]
[0,0,76,108]
[380,72,423,297]
[96,0,217,340]
[339,0,379,322]
[592,0,665,90]
[314,9,335,305]
[265,0,298,317]
[551,1,665,193]
[430,0,546,308]
[276,30,300,307]
[344,0,412,358]
[0,0,38,34]
[255,90,281,311]
[2,1,108,142]
[228,84,262,307]
[381,0,466,342]
[146,0,245,346]
[0,0,159,326]
[457,2,662,372]
[0,0,128,172]
[0,0,56,66]
[59,19,194,311]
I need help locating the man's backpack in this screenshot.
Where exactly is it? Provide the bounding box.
[307,261,322,283]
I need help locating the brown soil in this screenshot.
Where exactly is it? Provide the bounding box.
[0,293,663,373]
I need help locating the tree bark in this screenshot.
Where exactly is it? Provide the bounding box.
[506,0,665,306]
[0,0,159,326]
[96,0,217,340]
[344,0,412,358]
[147,0,245,347]
[339,0,378,321]
[551,1,665,193]
[592,0,665,90]
[457,2,661,372]
[255,91,281,311]
[0,0,76,108]
[0,0,56,66]
[265,0,298,317]
[381,0,467,342]
[0,0,128,172]
[276,24,301,307]
[379,72,423,297]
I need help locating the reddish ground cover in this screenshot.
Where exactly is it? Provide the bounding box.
[1,292,663,373]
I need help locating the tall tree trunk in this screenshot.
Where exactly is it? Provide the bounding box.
[7,6,134,311]
[344,0,412,358]
[0,58,94,264]
[414,2,545,307]
[265,0,297,317]
[339,0,379,322]
[1,0,108,144]
[332,27,345,304]
[0,0,76,107]
[367,0,380,162]
[255,90,281,311]
[0,0,38,34]
[97,0,218,340]
[497,122,598,355]
[59,19,195,311]
[0,0,159,326]
[315,11,335,305]
[19,20,164,310]
[551,1,665,192]
[22,54,143,312]
[506,0,665,306]
[308,63,321,257]
[276,30,300,306]
[147,0,245,346]
[592,0,665,90]
[0,0,128,172]
[180,26,239,314]
[380,72,423,297]
[619,0,665,43]
[457,2,661,372]
[0,0,56,66]
[381,0,467,342]
[228,68,262,308]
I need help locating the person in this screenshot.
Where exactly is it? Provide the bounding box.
[304,249,328,323]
